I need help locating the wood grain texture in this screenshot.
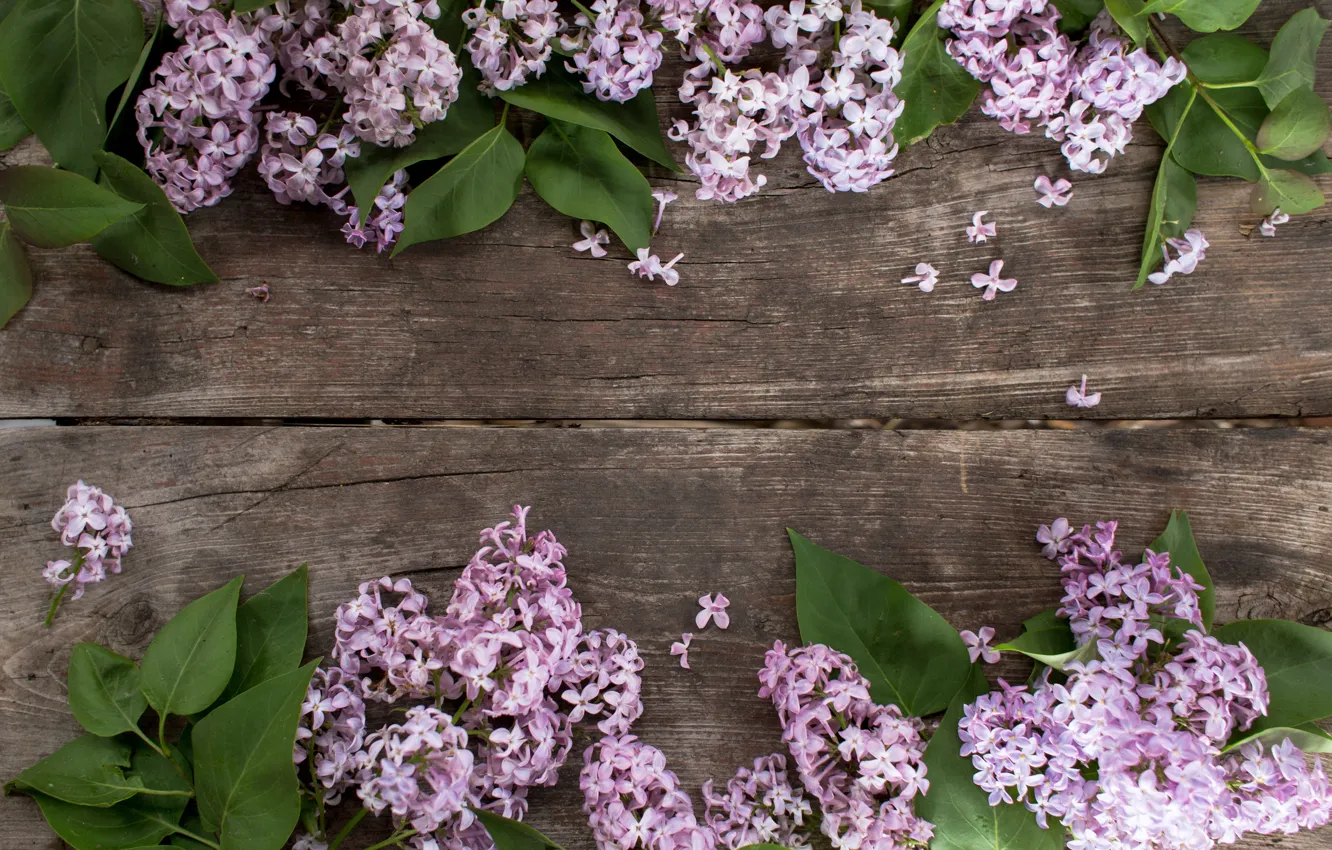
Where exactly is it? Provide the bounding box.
[1,4,1331,421]
[2,425,1331,848]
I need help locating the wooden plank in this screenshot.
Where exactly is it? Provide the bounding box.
[1,425,1331,848]
[2,4,1331,421]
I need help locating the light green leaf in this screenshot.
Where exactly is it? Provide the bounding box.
[90,151,218,285]
[1136,145,1197,288]
[140,576,242,718]
[789,529,971,716]
[0,83,29,150]
[1251,167,1325,216]
[1148,510,1213,632]
[525,120,653,252]
[1215,619,1332,732]
[393,123,525,256]
[0,0,145,176]
[893,0,982,146]
[1224,723,1332,754]
[918,665,1068,850]
[1104,0,1147,45]
[1254,8,1330,110]
[0,165,142,248]
[1051,0,1104,32]
[1256,87,1331,161]
[67,643,148,738]
[474,809,566,850]
[996,609,1097,671]
[1139,0,1259,32]
[0,220,32,328]
[498,65,680,170]
[221,564,309,702]
[194,660,318,850]
[5,735,142,807]
[344,66,494,225]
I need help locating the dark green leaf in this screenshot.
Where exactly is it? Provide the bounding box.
[474,809,566,850]
[1254,8,1330,110]
[6,735,142,807]
[140,577,242,718]
[525,120,653,252]
[0,83,28,150]
[1180,33,1267,84]
[862,0,910,26]
[1052,0,1104,32]
[789,529,971,716]
[126,745,193,801]
[393,124,525,256]
[90,151,218,285]
[1136,152,1196,289]
[918,665,1067,850]
[0,165,142,248]
[1104,0,1147,45]
[67,643,148,738]
[1147,510,1213,632]
[30,791,187,850]
[1251,167,1325,215]
[344,66,494,224]
[0,220,32,328]
[0,0,145,176]
[1256,87,1331,161]
[1139,0,1259,32]
[1224,723,1332,754]
[1172,94,1260,180]
[1215,619,1332,731]
[995,608,1097,671]
[221,564,309,702]
[428,0,468,46]
[194,660,318,850]
[498,65,680,170]
[233,0,272,12]
[169,812,214,850]
[105,12,161,146]
[894,0,982,146]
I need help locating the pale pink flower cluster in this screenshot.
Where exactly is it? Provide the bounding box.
[1148,228,1208,285]
[940,3,1185,174]
[583,735,718,850]
[43,481,133,602]
[464,0,564,93]
[703,753,814,849]
[563,0,665,102]
[295,506,645,849]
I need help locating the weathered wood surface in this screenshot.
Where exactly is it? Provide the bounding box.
[1,4,1331,421]
[2,425,1331,848]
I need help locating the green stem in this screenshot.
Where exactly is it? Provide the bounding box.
[158,711,171,758]
[570,0,594,18]
[326,808,368,850]
[320,98,346,135]
[133,787,194,798]
[701,43,723,72]
[452,698,473,725]
[169,824,220,849]
[128,725,168,758]
[43,583,71,628]
[363,829,417,850]
[500,101,511,125]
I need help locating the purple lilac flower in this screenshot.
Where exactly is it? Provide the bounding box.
[628,249,685,285]
[44,482,133,621]
[901,263,939,293]
[245,283,271,301]
[970,259,1016,301]
[1034,175,1072,208]
[1260,208,1289,237]
[696,593,730,629]
[961,627,1000,664]
[342,171,409,253]
[966,210,996,243]
[464,0,564,93]
[582,735,717,850]
[356,705,478,836]
[652,190,678,233]
[671,633,692,669]
[562,0,665,103]
[574,220,611,257]
[758,641,934,850]
[1147,228,1208,285]
[1065,374,1101,408]
[1036,516,1072,560]
[703,753,814,849]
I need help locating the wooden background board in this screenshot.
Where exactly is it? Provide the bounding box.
[2,3,1331,421]
[2,425,1331,848]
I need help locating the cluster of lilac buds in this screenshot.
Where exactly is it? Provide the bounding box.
[1147,228,1208,285]
[464,0,564,93]
[43,481,133,622]
[293,506,645,849]
[563,0,665,103]
[957,518,1332,850]
[137,5,276,212]
[940,3,1184,174]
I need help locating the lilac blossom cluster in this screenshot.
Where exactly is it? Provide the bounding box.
[293,506,645,849]
[464,0,564,93]
[582,735,718,850]
[43,482,134,611]
[939,3,1185,174]
[702,753,813,849]
[957,518,1332,850]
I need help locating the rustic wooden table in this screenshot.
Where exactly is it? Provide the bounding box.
[2,2,1332,848]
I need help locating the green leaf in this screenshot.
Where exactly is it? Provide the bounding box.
[1104,0,1147,45]
[1256,87,1331,161]
[1251,167,1325,216]
[1215,619,1332,732]
[6,735,142,807]
[221,564,309,702]
[918,665,1067,850]
[233,0,272,12]
[996,608,1097,671]
[140,577,242,718]
[0,220,32,328]
[0,0,145,176]
[194,660,319,850]
[474,809,567,850]
[525,120,653,252]
[1051,0,1105,31]
[67,643,149,738]
[393,123,525,256]
[105,11,161,146]
[862,0,909,25]
[893,0,982,146]
[30,791,187,850]
[1139,0,1259,32]
[789,529,971,716]
[1148,510,1214,632]
[0,165,142,248]
[1254,8,1330,110]
[344,66,494,225]
[89,151,218,285]
[498,65,680,171]
[1180,33,1268,83]
[0,83,29,150]
[1136,150,1197,289]
[1224,723,1332,754]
